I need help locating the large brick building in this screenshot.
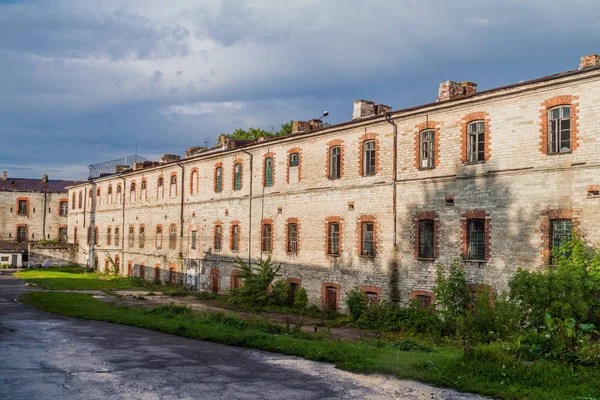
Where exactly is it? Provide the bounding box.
[66,54,600,311]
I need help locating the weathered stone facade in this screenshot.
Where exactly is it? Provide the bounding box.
[0,172,80,244]
[67,55,600,311]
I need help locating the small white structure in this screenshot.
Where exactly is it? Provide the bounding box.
[0,250,25,267]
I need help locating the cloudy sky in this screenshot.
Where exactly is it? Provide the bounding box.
[1,0,599,180]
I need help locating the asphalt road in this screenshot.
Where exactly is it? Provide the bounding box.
[0,270,486,399]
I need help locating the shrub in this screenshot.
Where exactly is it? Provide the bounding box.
[229,256,281,308]
[270,279,289,306]
[293,288,309,309]
[345,286,366,320]
[162,287,189,297]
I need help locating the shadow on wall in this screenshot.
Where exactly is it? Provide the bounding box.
[395,170,541,301]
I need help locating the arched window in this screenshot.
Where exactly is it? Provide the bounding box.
[419,129,435,169]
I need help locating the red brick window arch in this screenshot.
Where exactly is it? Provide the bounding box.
[460,112,491,163]
[214,163,223,193]
[325,216,342,255]
[410,290,435,308]
[286,147,302,184]
[327,140,344,180]
[540,95,579,155]
[357,215,376,257]
[129,181,136,202]
[213,222,223,251]
[169,173,177,198]
[232,160,243,191]
[78,190,83,209]
[230,221,240,252]
[358,133,379,176]
[72,192,76,209]
[263,153,275,187]
[189,168,199,195]
[414,121,440,169]
[285,218,300,254]
[157,175,164,198]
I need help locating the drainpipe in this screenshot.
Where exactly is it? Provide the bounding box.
[89,179,97,271]
[119,175,126,271]
[385,112,398,247]
[240,149,253,264]
[176,162,185,279]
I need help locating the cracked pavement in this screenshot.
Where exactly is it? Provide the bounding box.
[0,271,487,399]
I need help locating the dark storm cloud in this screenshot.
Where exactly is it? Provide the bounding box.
[1,0,600,180]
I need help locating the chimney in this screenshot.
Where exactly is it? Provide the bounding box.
[159,154,181,163]
[438,81,477,101]
[133,163,144,170]
[115,165,131,173]
[308,119,322,130]
[352,100,375,120]
[2,171,6,181]
[291,121,309,133]
[42,174,48,183]
[374,104,391,116]
[579,54,600,70]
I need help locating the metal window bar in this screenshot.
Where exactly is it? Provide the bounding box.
[58,228,68,242]
[234,164,242,190]
[287,223,298,252]
[262,224,272,251]
[420,130,435,169]
[107,228,112,246]
[550,219,572,263]
[17,227,27,242]
[361,222,374,256]
[467,219,485,260]
[139,228,145,249]
[328,223,340,254]
[265,158,273,187]
[232,226,239,251]
[191,231,197,249]
[18,200,27,215]
[467,121,485,163]
[214,226,222,250]
[548,106,571,154]
[363,141,376,175]
[418,219,435,258]
[88,154,149,179]
[216,168,223,192]
[289,153,299,167]
[60,201,68,216]
[330,147,341,179]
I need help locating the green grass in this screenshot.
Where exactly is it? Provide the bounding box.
[19,292,600,400]
[14,267,162,291]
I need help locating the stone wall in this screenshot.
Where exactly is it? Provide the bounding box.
[29,243,79,267]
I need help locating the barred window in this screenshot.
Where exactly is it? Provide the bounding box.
[362,140,376,176]
[106,227,112,246]
[72,192,76,209]
[58,227,67,242]
[215,167,223,192]
[234,163,242,190]
[114,227,120,247]
[231,225,240,251]
[548,106,571,154]
[329,146,341,179]
[191,230,197,249]
[467,219,485,260]
[78,191,83,209]
[18,200,28,215]
[550,219,572,263]
[139,227,145,249]
[59,201,68,217]
[262,223,272,252]
[467,121,485,163]
[418,219,435,258]
[287,223,298,253]
[327,222,340,255]
[155,227,162,249]
[420,129,435,169]
[17,226,27,242]
[264,157,274,187]
[360,222,375,256]
[128,227,135,248]
[168,224,177,249]
[141,181,147,199]
[289,152,299,167]
[214,225,222,251]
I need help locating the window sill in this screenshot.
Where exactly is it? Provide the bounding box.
[547,151,572,155]
[466,161,485,165]
[418,167,435,171]
[416,257,436,261]
[358,254,375,259]
[286,251,298,255]
[327,253,341,257]
[261,250,272,254]
[464,259,487,263]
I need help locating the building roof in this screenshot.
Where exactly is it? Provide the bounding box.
[0,178,83,193]
[0,241,28,253]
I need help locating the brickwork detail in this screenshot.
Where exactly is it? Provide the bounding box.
[213,162,223,193]
[229,220,240,251]
[321,282,341,311]
[539,95,579,155]
[284,217,300,254]
[356,215,377,257]
[540,208,580,264]
[360,285,381,299]
[324,216,342,255]
[262,153,276,187]
[189,167,199,195]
